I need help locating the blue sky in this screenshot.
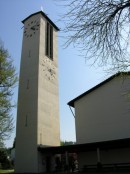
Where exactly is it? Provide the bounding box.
[0,0,109,148]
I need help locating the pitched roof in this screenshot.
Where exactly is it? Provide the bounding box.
[68,71,130,107]
[22,11,60,31]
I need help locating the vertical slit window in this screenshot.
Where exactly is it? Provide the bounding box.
[27,79,29,89]
[50,25,53,59]
[25,115,28,127]
[46,23,49,57]
[28,50,31,57]
[46,22,53,60]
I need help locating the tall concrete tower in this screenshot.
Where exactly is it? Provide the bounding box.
[15,11,60,173]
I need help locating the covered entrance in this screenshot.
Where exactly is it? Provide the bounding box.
[38,138,130,173]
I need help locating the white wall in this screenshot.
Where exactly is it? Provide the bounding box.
[75,75,130,144]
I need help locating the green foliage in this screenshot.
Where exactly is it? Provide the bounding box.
[60,140,75,146]
[0,148,12,169]
[0,169,14,173]
[0,140,4,149]
[0,40,18,145]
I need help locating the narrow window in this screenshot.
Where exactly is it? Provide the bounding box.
[46,22,53,60]
[46,22,49,57]
[25,115,28,127]
[27,79,29,89]
[50,25,53,59]
[28,50,31,57]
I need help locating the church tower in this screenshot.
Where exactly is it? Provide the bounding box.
[15,11,60,173]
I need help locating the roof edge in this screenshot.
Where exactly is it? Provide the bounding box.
[68,71,130,107]
[22,11,60,31]
[38,138,130,153]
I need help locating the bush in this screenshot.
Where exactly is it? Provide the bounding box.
[0,148,13,169]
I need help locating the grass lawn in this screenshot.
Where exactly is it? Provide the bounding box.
[0,169,14,173]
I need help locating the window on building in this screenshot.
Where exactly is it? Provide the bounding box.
[27,79,29,89]
[46,22,53,60]
[25,115,28,127]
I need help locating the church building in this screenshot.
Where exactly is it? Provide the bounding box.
[15,10,130,173]
[68,72,130,170]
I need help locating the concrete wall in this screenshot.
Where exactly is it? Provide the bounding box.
[37,14,60,172]
[75,75,130,144]
[15,12,60,173]
[15,14,40,173]
[37,15,60,146]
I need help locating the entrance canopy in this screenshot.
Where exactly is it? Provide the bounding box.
[38,138,130,154]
